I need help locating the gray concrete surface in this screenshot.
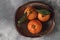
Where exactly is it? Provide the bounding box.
[0,0,60,40]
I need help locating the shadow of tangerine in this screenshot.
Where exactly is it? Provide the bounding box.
[15,1,55,38]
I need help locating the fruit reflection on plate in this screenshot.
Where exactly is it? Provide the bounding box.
[15,1,55,37]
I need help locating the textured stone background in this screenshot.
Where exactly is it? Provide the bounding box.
[0,0,60,40]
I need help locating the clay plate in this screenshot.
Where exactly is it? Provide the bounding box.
[15,1,55,38]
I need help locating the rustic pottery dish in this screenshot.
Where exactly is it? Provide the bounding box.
[15,1,55,37]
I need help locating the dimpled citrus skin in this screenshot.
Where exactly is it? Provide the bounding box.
[27,20,42,34]
[24,6,37,20]
[38,13,50,22]
[27,11,37,20]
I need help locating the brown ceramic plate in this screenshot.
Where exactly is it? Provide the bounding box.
[15,1,55,38]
